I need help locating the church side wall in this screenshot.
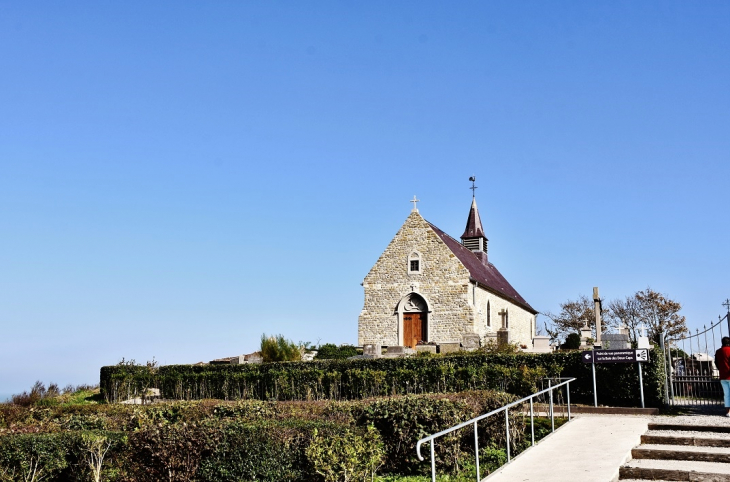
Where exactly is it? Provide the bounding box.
[472,286,535,348]
[358,212,476,346]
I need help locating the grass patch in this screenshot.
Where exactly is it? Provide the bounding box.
[59,387,103,406]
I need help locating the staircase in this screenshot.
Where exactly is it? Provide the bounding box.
[620,422,730,481]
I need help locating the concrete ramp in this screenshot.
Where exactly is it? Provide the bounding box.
[484,415,649,482]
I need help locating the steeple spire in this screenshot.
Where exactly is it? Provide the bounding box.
[461,197,486,240]
[461,177,488,256]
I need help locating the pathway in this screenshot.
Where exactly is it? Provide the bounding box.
[483,415,649,482]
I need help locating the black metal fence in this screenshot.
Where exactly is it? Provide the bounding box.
[663,309,729,406]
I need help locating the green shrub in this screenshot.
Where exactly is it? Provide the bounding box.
[306,424,385,482]
[127,422,219,482]
[315,343,360,360]
[198,419,379,482]
[561,333,581,350]
[261,334,302,362]
[0,433,68,482]
[0,390,534,481]
[352,391,522,475]
[99,363,156,404]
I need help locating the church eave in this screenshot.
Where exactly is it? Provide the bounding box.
[426,220,537,315]
[471,278,538,315]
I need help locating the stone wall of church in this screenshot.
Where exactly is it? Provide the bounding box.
[358,211,476,346]
[472,286,535,348]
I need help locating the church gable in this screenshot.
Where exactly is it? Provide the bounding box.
[362,211,469,286]
[359,210,472,347]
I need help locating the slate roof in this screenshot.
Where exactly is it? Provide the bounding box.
[427,221,537,314]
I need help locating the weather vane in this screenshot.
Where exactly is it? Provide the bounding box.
[469,176,477,197]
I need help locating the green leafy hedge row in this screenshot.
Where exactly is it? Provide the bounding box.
[100,350,665,407]
[0,390,522,481]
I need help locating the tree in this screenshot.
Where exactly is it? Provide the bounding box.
[260,334,302,362]
[81,433,112,482]
[597,288,688,345]
[634,288,688,342]
[604,295,642,345]
[543,295,612,342]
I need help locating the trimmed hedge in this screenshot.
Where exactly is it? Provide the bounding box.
[0,390,522,481]
[313,343,360,360]
[100,350,665,407]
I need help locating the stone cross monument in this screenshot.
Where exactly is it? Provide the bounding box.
[593,287,602,348]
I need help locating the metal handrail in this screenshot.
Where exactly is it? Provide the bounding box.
[415,377,576,482]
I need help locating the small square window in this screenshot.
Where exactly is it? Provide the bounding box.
[410,260,420,272]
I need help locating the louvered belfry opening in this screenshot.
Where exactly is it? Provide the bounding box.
[462,237,483,252]
[460,197,488,258]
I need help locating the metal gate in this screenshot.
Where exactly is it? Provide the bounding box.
[663,302,730,406]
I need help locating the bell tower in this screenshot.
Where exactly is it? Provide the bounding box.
[460,177,488,258]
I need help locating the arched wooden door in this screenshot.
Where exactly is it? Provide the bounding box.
[403,312,427,348]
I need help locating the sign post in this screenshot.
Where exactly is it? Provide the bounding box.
[592,358,597,407]
[582,348,650,408]
[637,362,645,408]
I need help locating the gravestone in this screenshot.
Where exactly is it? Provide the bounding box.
[579,326,593,349]
[363,344,382,358]
[531,336,552,353]
[438,342,461,354]
[384,346,405,357]
[497,328,510,346]
[461,334,481,351]
[602,333,630,350]
[244,352,262,364]
[416,345,437,354]
[301,351,317,361]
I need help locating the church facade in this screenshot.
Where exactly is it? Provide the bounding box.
[358,196,538,349]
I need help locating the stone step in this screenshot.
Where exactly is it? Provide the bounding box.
[620,458,730,481]
[569,406,660,415]
[633,444,730,464]
[648,423,730,434]
[642,433,730,448]
[619,479,676,482]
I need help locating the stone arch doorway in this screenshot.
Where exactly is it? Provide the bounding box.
[397,292,429,348]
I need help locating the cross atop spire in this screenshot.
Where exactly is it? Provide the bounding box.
[410,195,420,213]
[461,178,488,257]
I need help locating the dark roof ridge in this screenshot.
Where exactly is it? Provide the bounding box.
[425,220,537,315]
[425,219,463,245]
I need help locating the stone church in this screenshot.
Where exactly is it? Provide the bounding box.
[358,194,538,350]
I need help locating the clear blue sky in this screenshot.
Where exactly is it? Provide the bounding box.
[1,2,729,395]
